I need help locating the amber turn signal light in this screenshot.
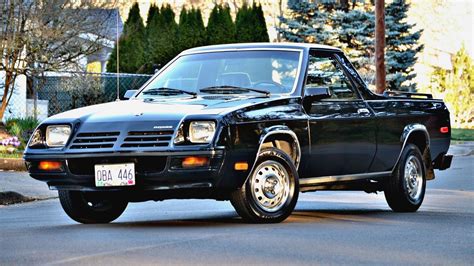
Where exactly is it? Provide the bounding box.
[440,127,449,134]
[38,161,62,171]
[234,162,249,171]
[182,156,209,168]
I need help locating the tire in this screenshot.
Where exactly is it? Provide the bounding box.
[230,147,299,223]
[58,190,128,224]
[384,143,426,212]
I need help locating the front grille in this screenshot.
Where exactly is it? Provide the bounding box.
[67,156,168,175]
[69,132,119,149]
[121,130,174,148]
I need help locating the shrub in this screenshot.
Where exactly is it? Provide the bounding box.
[5,117,40,148]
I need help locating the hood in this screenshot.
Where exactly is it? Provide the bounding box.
[45,95,290,128]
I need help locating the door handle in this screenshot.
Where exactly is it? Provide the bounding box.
[357,108,371,115]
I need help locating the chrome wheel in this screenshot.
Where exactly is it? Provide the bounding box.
[250,160,290,213]
[404,155,423,201]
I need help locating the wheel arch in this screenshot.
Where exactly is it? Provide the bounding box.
[394,124,434,180]
[257,125,301,170]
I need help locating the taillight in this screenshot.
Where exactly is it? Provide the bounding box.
[440,127,449,134]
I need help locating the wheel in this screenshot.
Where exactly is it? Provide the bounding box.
[384,144,426,212]
[58,190,128,224]
[230,147,299,223]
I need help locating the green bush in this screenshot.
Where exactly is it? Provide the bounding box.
[5,117,40,148]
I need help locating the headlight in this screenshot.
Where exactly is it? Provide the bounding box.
[188,121,216,143]
[46,125,71,147]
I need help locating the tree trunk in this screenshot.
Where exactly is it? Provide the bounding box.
[0,71,16,121]
[375,0,386,94]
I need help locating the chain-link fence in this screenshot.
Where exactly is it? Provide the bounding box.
[29,72,152,118]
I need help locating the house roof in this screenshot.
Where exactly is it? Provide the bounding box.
[81,8,123,42]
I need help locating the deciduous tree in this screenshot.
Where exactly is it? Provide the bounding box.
[1,0,114,122]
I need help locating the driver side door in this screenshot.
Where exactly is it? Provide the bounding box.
[304,50,376,177]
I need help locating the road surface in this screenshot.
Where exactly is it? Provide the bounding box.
[0,155,472,265]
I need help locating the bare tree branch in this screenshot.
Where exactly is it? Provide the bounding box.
[0,0,117,121]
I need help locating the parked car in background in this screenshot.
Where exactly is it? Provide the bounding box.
[24,43,452,224]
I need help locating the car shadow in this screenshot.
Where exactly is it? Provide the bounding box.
[83,208,395,228]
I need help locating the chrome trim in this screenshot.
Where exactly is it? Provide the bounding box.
[391,124,430,172]
[365,99,444,103]
[300,171,391,186]
[153,182,213,190]
[245,127,301,186]
[357,108,370,115]
[261,128,301,169]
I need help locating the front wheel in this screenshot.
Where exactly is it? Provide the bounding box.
[58,190,128,224]
[230,148,299,223]
[384,144,426,212]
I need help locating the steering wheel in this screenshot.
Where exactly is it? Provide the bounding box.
[253,80,287,91]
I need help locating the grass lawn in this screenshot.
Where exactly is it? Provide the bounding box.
[0,152,23,159]
[452,128,474,141]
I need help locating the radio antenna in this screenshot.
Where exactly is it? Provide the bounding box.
[116,8,120,101]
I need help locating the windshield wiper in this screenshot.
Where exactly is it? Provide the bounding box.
[200,85,270,96]
[142,87,197,97]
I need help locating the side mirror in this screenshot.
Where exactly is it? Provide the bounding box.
[304,87,332,101]
[123,90,137,100]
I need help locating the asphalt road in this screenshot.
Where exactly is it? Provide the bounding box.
[1,155,472,265]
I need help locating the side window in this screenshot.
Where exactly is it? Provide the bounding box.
[305,51,359,100]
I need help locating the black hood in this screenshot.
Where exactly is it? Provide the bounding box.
[44,95,294,128]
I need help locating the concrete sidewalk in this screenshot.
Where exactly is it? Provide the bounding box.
[1,142,472,205]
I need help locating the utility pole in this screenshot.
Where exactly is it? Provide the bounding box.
[375,0,386,94]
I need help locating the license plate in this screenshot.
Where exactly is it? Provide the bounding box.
[94,163,135,187]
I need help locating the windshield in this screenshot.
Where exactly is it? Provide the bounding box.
[137,50,301,97]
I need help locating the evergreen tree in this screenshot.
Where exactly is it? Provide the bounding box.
[192,8,207,46]
[279,1,423,90]
[235,4,252,42]
[145,4,178,72]
[207,5,235,45]
[334,8,375,81]
[146,4,159,26]
[253,3,270,42]
[107,3,146,73]
[278,2,337,44]
[236,3,269,43]
[177,8,206,53]
[385,0,423,91]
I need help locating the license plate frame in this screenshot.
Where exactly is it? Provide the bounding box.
[94,163,136,187]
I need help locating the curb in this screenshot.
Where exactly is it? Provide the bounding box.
[0,158,27,171]
[0,191,33,205]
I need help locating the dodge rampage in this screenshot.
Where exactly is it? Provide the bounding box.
[24,43,452,223]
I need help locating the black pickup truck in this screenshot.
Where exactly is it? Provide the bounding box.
[24,43,452,224]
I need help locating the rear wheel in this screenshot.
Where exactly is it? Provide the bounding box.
[384,144,426,212]
[58,190,127,224]
[230,148,299,223]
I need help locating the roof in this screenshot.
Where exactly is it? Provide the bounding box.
[80,9,123,41]
[182,42,342,54]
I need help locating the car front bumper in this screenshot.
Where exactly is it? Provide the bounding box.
[24,149,230,194]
